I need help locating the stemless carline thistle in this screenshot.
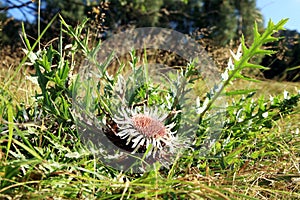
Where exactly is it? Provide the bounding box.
[112,106,180,158]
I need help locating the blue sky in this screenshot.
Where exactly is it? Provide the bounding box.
[257,0,300,32]
[5,0,300,32]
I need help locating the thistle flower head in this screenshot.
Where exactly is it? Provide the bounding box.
[112,106,181,159]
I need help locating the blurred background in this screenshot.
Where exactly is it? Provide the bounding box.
[0,0,299,81]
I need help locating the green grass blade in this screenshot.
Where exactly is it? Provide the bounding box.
[5,103,14,160]
[285,65,300,71]
[12,139,42,160]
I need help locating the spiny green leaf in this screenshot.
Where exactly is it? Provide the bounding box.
[241,40,248,52]
[254,49,276,56]
[244,62,270,70]
[253,21,261,39]
[264,35,279,43]
[233,72,261,82]
[224,89,257,96]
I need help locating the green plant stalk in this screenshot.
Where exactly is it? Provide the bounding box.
[199,19,288,120]
[3,13,59,90]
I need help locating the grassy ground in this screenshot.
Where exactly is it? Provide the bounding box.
[0,18,300,199]
[0,62,299,199]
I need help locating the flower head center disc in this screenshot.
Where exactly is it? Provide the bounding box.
[132,114,166,138]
